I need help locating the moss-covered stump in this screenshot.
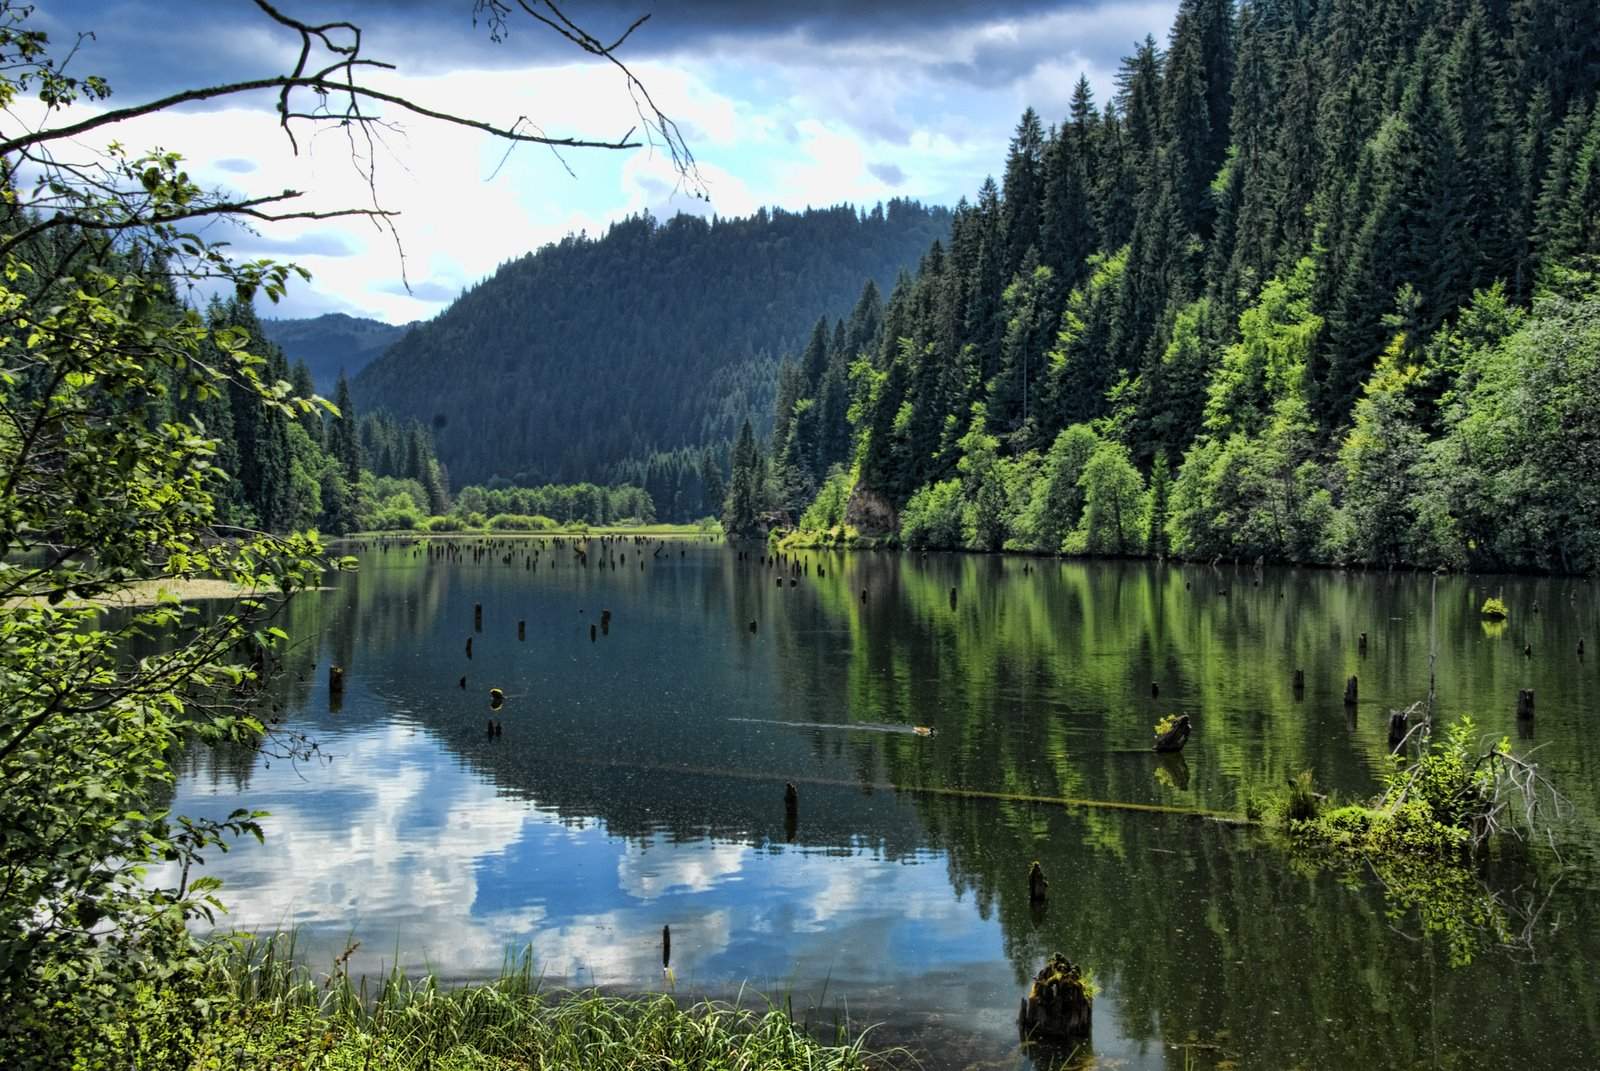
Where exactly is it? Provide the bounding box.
[1018,953,1092,1042]
[1152,714,1191,753]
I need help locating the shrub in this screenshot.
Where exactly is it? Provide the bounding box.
[1480,596,1508,619]
[900,480,964,549]
[488,513,557,531]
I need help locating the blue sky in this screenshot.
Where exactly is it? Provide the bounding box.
[37,1,1178,322]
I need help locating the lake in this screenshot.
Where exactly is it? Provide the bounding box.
[163,538,1600,1069]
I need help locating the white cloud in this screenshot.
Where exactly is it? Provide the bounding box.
[24,1,1177,323]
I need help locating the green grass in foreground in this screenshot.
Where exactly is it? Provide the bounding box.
[125,938,891,1071]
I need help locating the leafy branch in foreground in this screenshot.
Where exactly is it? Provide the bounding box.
[0,1,697,1066]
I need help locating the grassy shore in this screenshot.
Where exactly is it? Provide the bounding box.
[2,577,271,610]
[123,938,891,1071]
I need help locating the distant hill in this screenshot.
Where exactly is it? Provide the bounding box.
[260,313,413,393]
[352,201,951,486]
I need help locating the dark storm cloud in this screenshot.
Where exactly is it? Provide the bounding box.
[46,0,1135,104]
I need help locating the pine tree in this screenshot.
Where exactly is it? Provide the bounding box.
[331,372,362,488]
[723,419,764,535]
[699,446,725,519]
[1000,108,1047,279]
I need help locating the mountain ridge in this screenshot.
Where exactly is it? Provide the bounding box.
[351,200,952,486]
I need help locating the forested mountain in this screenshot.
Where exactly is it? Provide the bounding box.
[177,301,449,535]
[748,0,1600,574]
[261,313,411,393]
[352,201,951,489]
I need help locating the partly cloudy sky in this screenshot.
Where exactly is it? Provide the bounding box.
[33,1,1177,322]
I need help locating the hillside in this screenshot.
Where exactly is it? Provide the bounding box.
[352,201,950,486]
[261,313,412,393]
[754,0,1600,573]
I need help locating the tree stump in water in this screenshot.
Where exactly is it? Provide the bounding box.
[1152,714,1191,753]
[1293,669,1305,693]
[1018,953,1092,1042]
[1388,709,1408,751]
[1028,861,1049,902]
[1343,676,1358,706]
[328,665,345,694]
[1517,689,1534,720]
[489,688,505,711]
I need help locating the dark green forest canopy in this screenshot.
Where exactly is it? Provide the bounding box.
[261,313,411,394]
[353,201,952,490]
[757,0,1600,573]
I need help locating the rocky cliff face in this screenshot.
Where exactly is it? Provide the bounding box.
[845,484,898,538]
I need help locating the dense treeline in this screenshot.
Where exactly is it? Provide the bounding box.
[183,300,449,535]
[451,481,656,527]
[354,202,952,491]
[608,444,727,523]
[756,0,1600,573]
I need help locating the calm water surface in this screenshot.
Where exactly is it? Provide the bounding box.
[166,539,1600,1069]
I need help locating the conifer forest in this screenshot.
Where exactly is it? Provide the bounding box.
[5,2,1600,1070]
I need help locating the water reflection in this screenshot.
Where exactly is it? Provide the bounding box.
[162,541,1600,1069]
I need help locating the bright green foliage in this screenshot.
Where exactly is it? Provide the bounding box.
[1480,597,1508,619]
[956,408,1008,550]
[1016,423,1098,551]
[899,479,965,549]
[143,941,888,1071]
[1337,341,1429,565]
[0,84,336,1071]
[776,3,1600,573]
[452,480,653,526]
[1145,450,1171,556]
[799,468,854,533]
[1204,258,1321,436]
[1074,440,1146,555]
[1282,718,1528,966]
[1422,289,1600,572]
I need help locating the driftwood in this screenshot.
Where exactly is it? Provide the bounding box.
[1018,953,1092,1042]
[1152,714,1191,753]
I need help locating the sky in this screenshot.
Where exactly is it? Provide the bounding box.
[33,1,1178,323]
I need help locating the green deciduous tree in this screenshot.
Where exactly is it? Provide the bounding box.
[0,2,699,1064]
